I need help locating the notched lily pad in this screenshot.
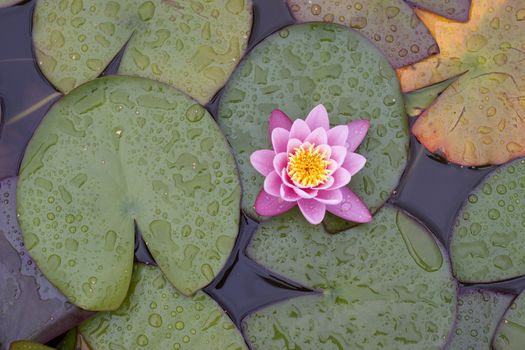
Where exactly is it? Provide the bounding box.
[398,1,525,166]
[218,23,409,232]
[493,291,525,350]
[286,0,439,68]
[244,206,456,349]
[450,158,525,283]
[79,264,247,350]
[447,288,513,350]
[17,76,241,311]
[33,0,252,104]
[406,0,472,21]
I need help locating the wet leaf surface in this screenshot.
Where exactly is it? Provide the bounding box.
[406,0,472,21]
[32,0,252,104]
[447,288,513,350]
[450,158,525,283]
[244,206,456,349]
[404,73,462,117]
[218,23,408,232]
[0,177,92,350]
[16,76,241,310]
[79,264,247,350]
[493,291,525,350]
[286,0,439,68]
[397,1,525,166]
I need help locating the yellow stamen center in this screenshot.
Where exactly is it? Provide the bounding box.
[287,143,331,188]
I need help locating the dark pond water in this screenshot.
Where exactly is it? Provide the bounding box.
[1,0,525,348]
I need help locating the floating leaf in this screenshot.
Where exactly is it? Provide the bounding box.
[404,73,462,117]
[79,264,247,350]
[9,342,55,350]
[17,76,241,310]
[450,158,525,283]
[286,0,439,68]
[406,0,472,21]
[447,288,513,350]
[243,206,456,349]
[493,291,525,350]
[1,177,92,347]
[217,23,408,231]
[397,1,525,166]
[32,0,252,104]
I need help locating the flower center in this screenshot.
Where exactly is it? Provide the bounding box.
[287,143,331,187]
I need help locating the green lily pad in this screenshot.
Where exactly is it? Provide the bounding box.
[406,0,472,21]
[0,0,23,8]
[286,0,439,68]
[217,23,408,231]
[17,76,241,311]
[32,0,252,104]
[79,264,247,350]
[450,158,525,283]
[448,289,513,350]
[9,342,55,350]
[398,0,525,166]
[243,206,456,349]
[493,292,525,350]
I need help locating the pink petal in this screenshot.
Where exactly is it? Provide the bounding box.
[255,189,296,217]
[250,150,275,176]
[305,104,330,131]
[331,168,352,189]
[280,184,301,202]
[273,152,288,174]
[330,146,347,167]
[346,120,370,152]
[281,168,295,188]
[304,127,328,146]
[343,152,367,176]
[263,171,282,197]
[289,119,311,141]
[271,127,289,153]
[313,176,334,190]
[287,138,302,155]
[327,125,349,146]
[314,189,343,205]
[298,198,326,225]
[268,109,293,139]
[293,186,318,199]
[326,187,372,223]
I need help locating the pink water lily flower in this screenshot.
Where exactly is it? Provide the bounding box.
[250,104,372,225]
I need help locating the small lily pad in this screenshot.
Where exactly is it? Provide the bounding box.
[447,288,513,350]
[32,0,252,104]
[244,206,456,349]
[493,292,525,350]
[406,0,472,21]
[286,0,439,68]
[218,23,408,231]
[17,76,241,310]
[79,264,247,350]
[397,1,525,166]
[450,158,525,283]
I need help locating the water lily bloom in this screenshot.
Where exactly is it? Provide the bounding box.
[250,104,372,225]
